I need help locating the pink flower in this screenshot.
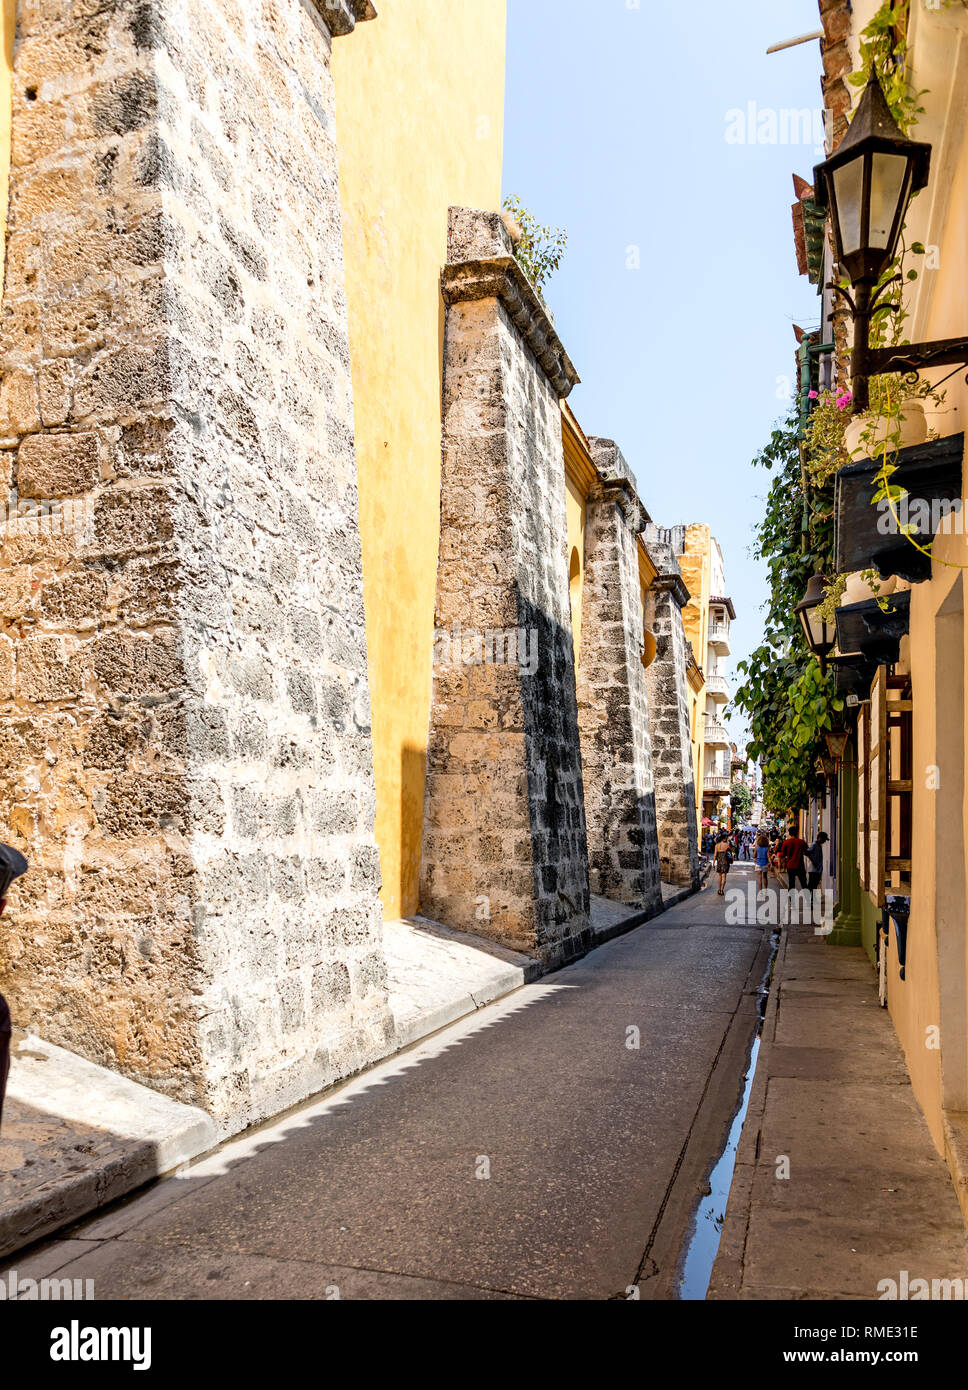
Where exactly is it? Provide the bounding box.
[835,391,853,411]
[808,390,819,400]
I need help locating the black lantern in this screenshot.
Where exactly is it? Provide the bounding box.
[813,71,930,290]
[795,574,836,672]
[813,71,968,414]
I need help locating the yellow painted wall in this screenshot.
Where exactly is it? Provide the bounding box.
[332,0,506,920]
[877,9,968,1153]
[0,0,15,295]
[680,523,712,828]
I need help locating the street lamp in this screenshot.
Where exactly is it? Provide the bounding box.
[823,728,849,765]
[813,71,968,414]
[795,574,836,673]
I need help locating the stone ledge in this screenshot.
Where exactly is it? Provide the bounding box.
[587,436,650,533]
[313,0,377,38]
[0,1036,217,1260]
[442,208,579,400]
[652,570,691,610]
[441,260,580,399]
[383,916,542,1050]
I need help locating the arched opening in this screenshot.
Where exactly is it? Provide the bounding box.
[569,546,582,663]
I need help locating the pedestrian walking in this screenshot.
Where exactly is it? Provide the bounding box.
[780,825,810,891]
[806,831,829,891]
[0,843,28,1131]
[754,831,770,892]
[714,829,731,896]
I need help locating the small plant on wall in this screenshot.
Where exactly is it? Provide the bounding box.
[502,195,568,296]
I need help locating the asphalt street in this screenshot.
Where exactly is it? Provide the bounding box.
[6,865,770,1300]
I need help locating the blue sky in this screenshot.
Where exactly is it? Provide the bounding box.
[503,0,828,736]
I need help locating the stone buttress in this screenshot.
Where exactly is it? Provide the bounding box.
[575,438,662,912]
[420,208,591,968]
[640,536,701,889]
[0,0,390,1135]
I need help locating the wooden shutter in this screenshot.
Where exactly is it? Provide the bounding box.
[857,702,869,894]
[886,676,913,892]
[868,666,888,908]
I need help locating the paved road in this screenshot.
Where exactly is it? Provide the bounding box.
[7,866,770,1300]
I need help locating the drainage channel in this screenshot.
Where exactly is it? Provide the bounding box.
[675,927,781,1300]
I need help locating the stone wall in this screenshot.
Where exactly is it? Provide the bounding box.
[0,0,390,1135]
[642,535,701,888]
[421,208,590,968]
[576,439,662,911]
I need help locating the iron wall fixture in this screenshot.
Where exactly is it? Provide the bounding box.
[834,591,911,668]
[885,895,911,982]
[813,72,968,414]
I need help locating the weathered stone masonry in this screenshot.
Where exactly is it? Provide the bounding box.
[641,532,700,889]
[576,438,662,912]
[421,208,591,968]
[0,0,390,1135]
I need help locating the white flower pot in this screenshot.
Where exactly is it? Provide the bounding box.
[844,399,928,460]
[841,571,897,606]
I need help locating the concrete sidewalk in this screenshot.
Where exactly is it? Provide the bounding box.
[2,875,764,1299]
[710,914,968,1300]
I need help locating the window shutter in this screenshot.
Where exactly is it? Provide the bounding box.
[886,675,913,891]
[868,666,888,908]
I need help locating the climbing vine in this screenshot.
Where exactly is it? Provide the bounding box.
[734,413,845,816]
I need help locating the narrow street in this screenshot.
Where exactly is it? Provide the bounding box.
[5,869,770,1301]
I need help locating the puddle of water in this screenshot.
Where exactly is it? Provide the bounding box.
[675,929,780,1301]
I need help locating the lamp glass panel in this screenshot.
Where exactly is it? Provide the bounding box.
[805,607,829,650]
[869,152,909,250]
[833,155,865,256]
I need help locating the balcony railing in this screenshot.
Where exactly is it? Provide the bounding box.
[703,774,731,794]
[708,621,731,644]
[703,718,730,748]
[706,673,730,700]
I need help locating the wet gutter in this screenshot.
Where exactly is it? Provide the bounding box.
[675,927,781,1300]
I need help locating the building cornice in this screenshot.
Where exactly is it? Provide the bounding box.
[314,0,377,38]
[637,541,658,592]
[687,659,706,695]
[562,406,599,497]
[653,571,691,610]
[441,257,579,399]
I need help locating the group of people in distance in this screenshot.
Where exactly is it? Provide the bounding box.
[708,823,828,898]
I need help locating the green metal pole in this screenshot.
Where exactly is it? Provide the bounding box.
[828,732,862,946]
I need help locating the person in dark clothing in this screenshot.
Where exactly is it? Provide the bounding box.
[806,831,829,891]
[0,844,28,1130]
[713,830,732,896]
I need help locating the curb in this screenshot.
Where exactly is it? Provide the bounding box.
[706,924,785,1300]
